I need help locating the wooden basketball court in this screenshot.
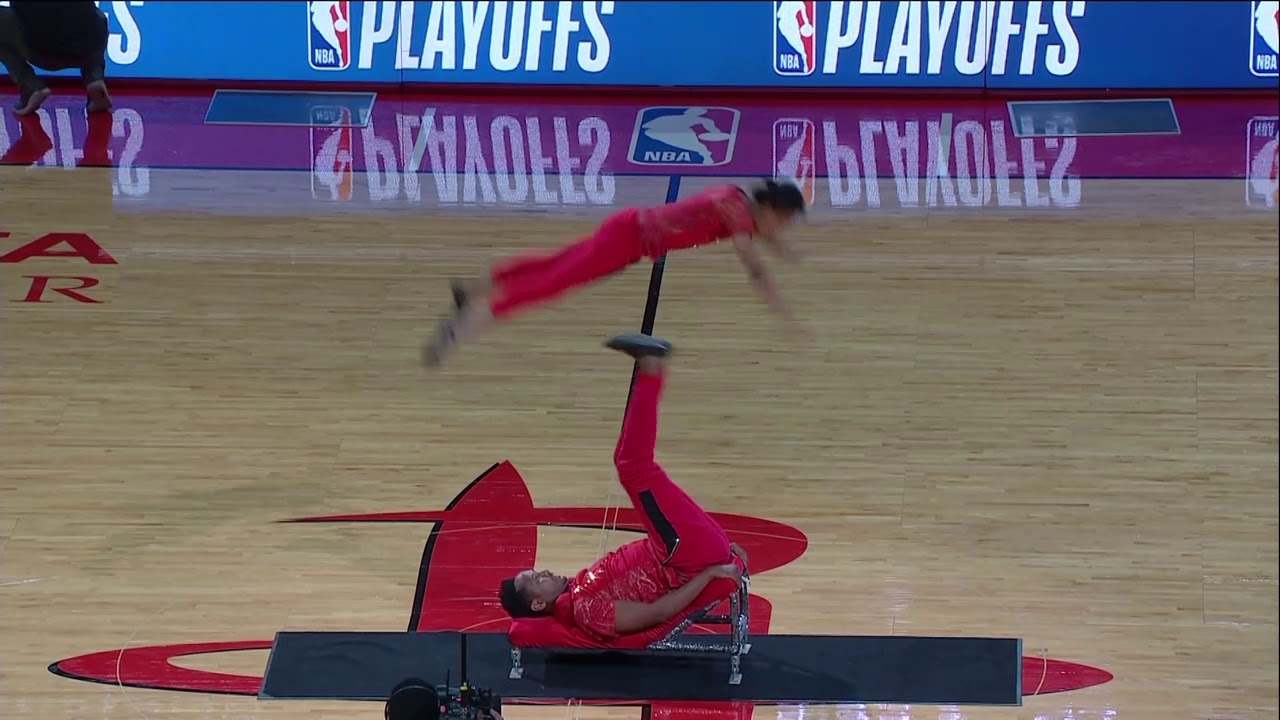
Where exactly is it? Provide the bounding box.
[1,94,1277,720]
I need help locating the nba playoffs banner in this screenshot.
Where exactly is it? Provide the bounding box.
[4,1,1276,90]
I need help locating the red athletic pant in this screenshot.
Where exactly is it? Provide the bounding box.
[613,368,732,579]
[488,208,644,319]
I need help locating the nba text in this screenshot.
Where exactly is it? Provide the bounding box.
[809,0,1087,77]
[1246,116,1278,207]
[628,107,741,167]
[1251,0,1279,76]
[0,232,118,304]
[351,0,615,72]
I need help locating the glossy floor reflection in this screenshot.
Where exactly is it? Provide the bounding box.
[1,93,1276,216]
[0,90,1276,720]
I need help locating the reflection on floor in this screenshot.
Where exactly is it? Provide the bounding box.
[1,92,1276,215]
[1,88,1276,720]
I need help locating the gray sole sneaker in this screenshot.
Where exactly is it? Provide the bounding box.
[605,333,673,359]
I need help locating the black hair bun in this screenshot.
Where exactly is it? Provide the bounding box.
[752,177,806,213]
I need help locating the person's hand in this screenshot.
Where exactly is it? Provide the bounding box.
[707,563,742,580]
[778,241,804,263]
[729,542,748,565]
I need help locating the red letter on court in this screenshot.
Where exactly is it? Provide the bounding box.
[20,276,103,304]
[0,233,118,264]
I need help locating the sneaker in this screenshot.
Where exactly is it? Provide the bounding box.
[422,317,459,368]
[605,333,673,359]
[449,280,468,312]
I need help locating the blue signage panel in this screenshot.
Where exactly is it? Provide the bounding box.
[5,1,1276,90]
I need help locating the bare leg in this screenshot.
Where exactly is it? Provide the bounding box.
[422,299,496,367]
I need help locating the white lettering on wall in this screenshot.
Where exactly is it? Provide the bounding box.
[822,116,1081,208]
[822,1,1087,77]
[358,1,614,73]
[366,109,615,206]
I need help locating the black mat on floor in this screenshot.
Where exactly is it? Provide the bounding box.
[469,633,1022,705]
[258,631,462,700]
[259,631,1021,705]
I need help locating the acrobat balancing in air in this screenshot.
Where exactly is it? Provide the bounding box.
[422,178,808,367]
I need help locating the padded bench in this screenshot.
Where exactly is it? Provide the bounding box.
[507,563,752,685]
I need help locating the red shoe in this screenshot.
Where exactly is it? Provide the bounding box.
[1,114,53,165]
[81,111,113,167]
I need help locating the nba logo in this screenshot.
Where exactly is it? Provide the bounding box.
[1251,1,1279,76]
[308,1,352,71]
[310,106,354,201]
[773,118,817,205]
[1245,116,1278,208]
[628,107,741,167]
[774,1,817,76]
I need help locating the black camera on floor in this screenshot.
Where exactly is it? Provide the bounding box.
[385,677,501,720]
[438,682,501,719]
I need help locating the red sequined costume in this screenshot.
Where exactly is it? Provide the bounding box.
[488,185,756,319]
[550,367,733,641]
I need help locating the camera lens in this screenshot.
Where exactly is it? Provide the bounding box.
[385,679,440,720]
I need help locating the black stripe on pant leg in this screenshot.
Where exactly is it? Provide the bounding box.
[637,490,681,562]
